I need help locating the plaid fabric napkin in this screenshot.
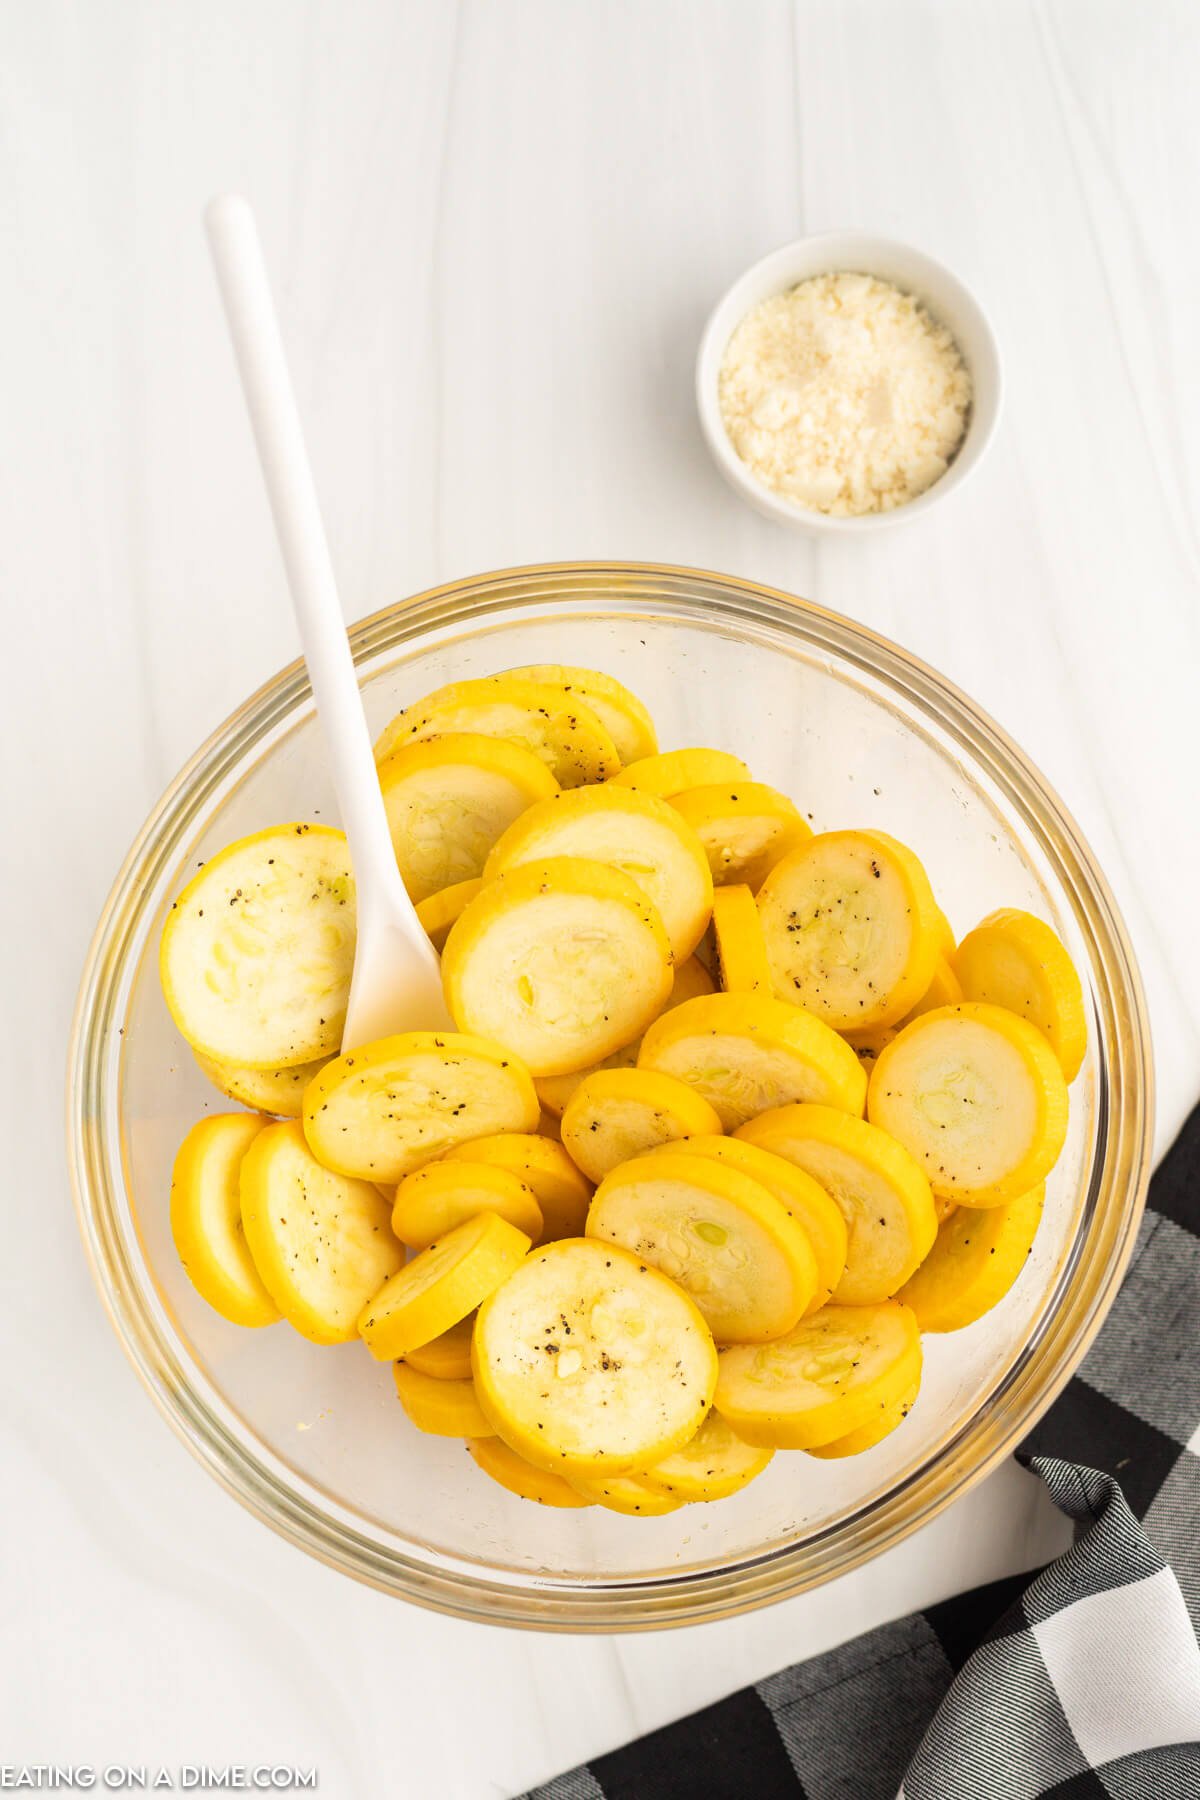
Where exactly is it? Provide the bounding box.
[525,1105,1200,1800]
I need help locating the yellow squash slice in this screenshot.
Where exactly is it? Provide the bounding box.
[467,1435,592,1507]
[756,829,942,1031]
[240,1120,404,1345]
[503,664,657,766]
[933,906,956,956]
[666,952,720,1008]
[535,1047,637,1120]
[714,1301,922,1450]
[898,1182,1046,1331]
[710,884,773,995]
[194,1050,332,1119]
[897,956,963,1026]
[415,878,484,951]
[169,1113,278,1327]
[637,1409,774,1502]
[677,952,723,1002]
[736,1104,936,1304]
[392,1161,544,1250]
[373,676,621,787]
[668,782,811,890]
[843,1023,900,1055]
[472,1238,717,1478]
[867,1004,1070,1206]
[952,908,1087,1082]
[586,1151,818,1343]
[806,1371,921,1459]
[611,747,750,798]
[485,785,713,962]
[401,1313,475,1379]
[567,1471,683,1516]
[442,858,674,1077]
[160,824,355,1068]
[637,992,867,1130]
[561,1068,723,1185]
[359,1210,531,1361]
[378,732,558,902]
[303,1031,539,1184]
[392,1362,495,1437]
[533,954,715,1118]
[444,1133,593,1239]
[662,1135,848,1315]
[845,1027,898,1083]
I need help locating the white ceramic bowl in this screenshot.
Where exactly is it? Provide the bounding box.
[696,232,1002,535]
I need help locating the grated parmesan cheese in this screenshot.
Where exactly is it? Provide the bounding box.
[717,271,972,516]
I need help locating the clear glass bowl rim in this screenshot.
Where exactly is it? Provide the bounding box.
[67,560,1154,1631]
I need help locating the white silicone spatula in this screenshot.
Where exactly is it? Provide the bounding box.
[205,193,451,1045]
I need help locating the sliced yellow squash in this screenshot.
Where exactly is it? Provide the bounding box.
[710,883,773,995]
[611,747,750,798]
[844,1027,899,1083]
[561,1068,723,1185]
[392,1161,544,1250]
[443,1133,593,1240]
[373,676,620,786]
[567,1471,683,1516]
[485,785,713,962]
[503,664,657,765]
[240,1120,404,1345]
[898,1182,1046,1331]
[736,1103,936,1304]
[378,732,558,902]
[670,950,723,1003]
[637,1409,773,1502]
[586,1150,818,1343]
[359,1210,531,1361]
[756,829,942,1030]
[533,954,715,1118]
[868,1003,1070,1206]
[668,781,811,889]
[714,1301,922,1449]
[401,1313,475,1380]
[842,1023,901,1054]
[535,1043,639,1119]
[303,1031,539,1184]
[169,1113,278,1327]
[636,991,866,1130]
[160,824,355,1068]
[806,1370,921,1458]
[472,1238,717,1478]
[392,1362,495,1437]
[442,858,674,1076]
[661,1134,848,1315]
[897,956,963,1025]
[467,1435,593,1507]
[952,908,1087,1082]
[193,1050,332,1119]
[415,878,484,951]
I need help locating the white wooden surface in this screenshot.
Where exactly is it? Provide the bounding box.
[3,3,1198,1794]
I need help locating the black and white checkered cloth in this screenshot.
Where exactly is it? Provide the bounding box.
[525,1106,1200,1800]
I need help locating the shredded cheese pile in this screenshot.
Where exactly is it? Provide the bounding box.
[718,272,972,516]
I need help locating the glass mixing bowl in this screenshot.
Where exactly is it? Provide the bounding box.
[68,562,1153,1630]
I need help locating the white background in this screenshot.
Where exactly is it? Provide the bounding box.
[3,2,1198,1795]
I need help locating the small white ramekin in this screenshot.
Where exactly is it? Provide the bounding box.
[696,232,1002,535]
